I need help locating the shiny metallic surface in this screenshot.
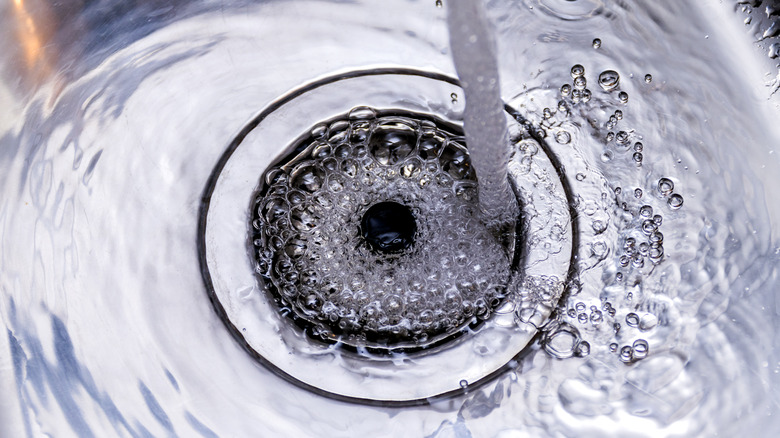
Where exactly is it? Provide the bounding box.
[3,1,780,436]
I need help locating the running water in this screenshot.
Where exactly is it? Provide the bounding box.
[2,1,780,437]
[445,0,518,228]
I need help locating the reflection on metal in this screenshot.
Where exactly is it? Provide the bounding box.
[10,0,54,85]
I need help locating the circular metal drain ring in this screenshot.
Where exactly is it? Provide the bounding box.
[199,68,574,404]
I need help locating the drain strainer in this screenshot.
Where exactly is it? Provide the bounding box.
[252,109,513,353]
[199,69,573,404]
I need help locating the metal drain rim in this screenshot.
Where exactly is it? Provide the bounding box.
[198,68,574,405]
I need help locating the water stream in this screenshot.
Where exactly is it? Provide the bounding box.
[2,0,780,437]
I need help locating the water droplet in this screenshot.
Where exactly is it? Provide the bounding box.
[618,91,629,103]
[658,178,674,196]
[632,152,643,163]
[570,64,585,78]
[598,70,620,91]
[668,193,684,209]
[609,343,618,353]
[348,106,377,121]
[614,110,623,120]
[633,142,643,152]
[639,205,653,218]
[436,0,442,7]
[616,131,629,145]
[644,74,653,83]
[592,38,602,49]
[555,130,572,144]
[560,84,571,96]
[626,313,639,327]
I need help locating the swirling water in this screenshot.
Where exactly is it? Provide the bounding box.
[2,0,780,437]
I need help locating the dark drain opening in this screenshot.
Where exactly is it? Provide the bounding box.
[360,201,417,253]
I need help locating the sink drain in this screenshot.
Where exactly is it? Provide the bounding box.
[199,69,573,404]
[252,109,513,353]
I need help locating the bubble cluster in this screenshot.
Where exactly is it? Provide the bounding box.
[251,108,513,350]
[559,64,593,107]
[657,177,684,210]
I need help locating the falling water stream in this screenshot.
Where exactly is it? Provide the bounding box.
[2,0,780,437]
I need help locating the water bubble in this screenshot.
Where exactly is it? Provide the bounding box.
[555,130,572,144]
[633,142,643,152]
[560,84,571,96]
[619,345,634,363]
[653,214,663,226]
[570,64,585,78]
[639,205,653,217]
[609,343,618,353]
[582,89,592,102]
[291,164,326,193]
[634,188,643,198]
[348,106,377,121]
[626,312,640,327]
[543,107,553,119]
[592,38,602,49]
[614,110,623,120]
[598,70,620,91]
[577,313,588,324]
[606,132,615,142]
[436,0,442,7]
[616,131,629,145]
[639,314,658,331]
[633,152,643,163]
[632,339,649,359]
[370,123,416,165]
[450,92,458,103]
[571,89,581,103]
[657,177,674,196]
[619,255,630,267]
[459,379,468,389]
[642,219,657,235]
[576,173,586,181]
[618,91,629,103]
[644,74,653,83]
[668,193,684,209]
[574,76,587,90]
[575,341,591,357]
[543,324,580,359]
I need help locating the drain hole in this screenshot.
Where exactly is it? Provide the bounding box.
[361,201,416,253]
